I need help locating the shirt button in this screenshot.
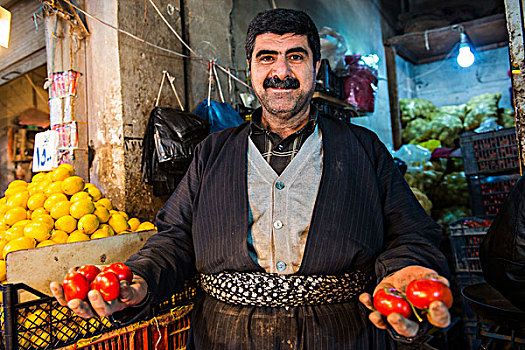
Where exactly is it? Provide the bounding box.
[273,220,283,229]
[277,145,284,151]
[275,181,285,190]
[276,261,287,271]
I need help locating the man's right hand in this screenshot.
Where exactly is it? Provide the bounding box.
[50,275,148,318]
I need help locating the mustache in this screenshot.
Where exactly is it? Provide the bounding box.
[263,77,300,89]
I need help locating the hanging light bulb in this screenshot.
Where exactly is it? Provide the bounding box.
[457,32,475,68]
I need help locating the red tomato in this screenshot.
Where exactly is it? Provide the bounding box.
[63,272,89,302]
[406,279,453,309]
[373,288,412,318]
[103,262,133,283]
[77,265,101,283]
[92,271,120,302]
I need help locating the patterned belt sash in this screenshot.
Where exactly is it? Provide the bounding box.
[200,270,374,307]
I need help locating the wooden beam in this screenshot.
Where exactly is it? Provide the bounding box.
[384,44,402,150]
[505,0,525,174]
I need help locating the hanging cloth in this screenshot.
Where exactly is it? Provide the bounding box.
[142,71,210,196]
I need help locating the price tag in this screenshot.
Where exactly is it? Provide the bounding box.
[32,130,59,172]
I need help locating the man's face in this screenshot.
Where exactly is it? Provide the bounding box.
[249,33,320,120]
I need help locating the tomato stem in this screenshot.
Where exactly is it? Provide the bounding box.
[409,302,423,322]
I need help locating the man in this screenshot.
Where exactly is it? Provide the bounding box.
[52,9,451,349]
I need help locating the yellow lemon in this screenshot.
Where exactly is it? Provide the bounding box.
[50,166,71,181]
[70,191,92,202]
[0,239,7,253]
[0,204,7,217]
[44,193,68,212]
[78,214,99,234]
[90,229,110,239]
[27,193,47,211]
[93,206,110,224]
[4,186,26,199]
[54,215,77,233]
[118,211,129,220]
[66,231,90,243]
[0,197,5,205]
[26,210,32,219]
[35,180,52,194]
[6,191,29,209]
[37,240,57,248]
[58,163,75,176]
[0,260,6,281]
[50,201,72,220]
[31,172,48,183]
[117,230,132,235]
[128,218,140,231]
[96,198,114,210]
[4,226,25,241]
[50,230,69,244]
[44,181,64,196]
[99,224,115,236]
[4,207,27,226]
[12,220,31,228]
[70,199,95,219]
[108,214,130,234]
[3,237,36,259]
[30,329,50,348]
[51,306,69,322]
[84,184,103,201]
[33,214,55,228]
[31,208,48,220]
[137,221,156,231]
[8,180,28,189]
[61,176,85,196]
[24,222,52,242]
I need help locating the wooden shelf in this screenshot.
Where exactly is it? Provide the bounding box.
[384,14,508,65]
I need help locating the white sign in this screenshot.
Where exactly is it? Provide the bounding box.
[33,130,59,172]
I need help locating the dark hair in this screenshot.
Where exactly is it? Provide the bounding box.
[245,9,321,64]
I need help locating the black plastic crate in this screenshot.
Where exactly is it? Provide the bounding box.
[467,173,520,217]
[0,280,197,350]
[459,128,518,175]
[449,218,492,273]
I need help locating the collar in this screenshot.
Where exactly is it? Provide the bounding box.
[249,105,318,138]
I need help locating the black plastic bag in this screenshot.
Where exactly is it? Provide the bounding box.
[142,107,209,196]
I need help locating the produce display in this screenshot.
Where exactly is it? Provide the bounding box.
[400,93,514,147]
[399,93,514,228]
[0,164,157,283]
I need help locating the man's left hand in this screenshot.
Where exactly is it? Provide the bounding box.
[358,265,451,338]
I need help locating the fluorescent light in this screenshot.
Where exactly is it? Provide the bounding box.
[0,6,11,48]
[457,32,474,68]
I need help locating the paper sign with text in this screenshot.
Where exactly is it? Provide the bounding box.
[33,130,59,172]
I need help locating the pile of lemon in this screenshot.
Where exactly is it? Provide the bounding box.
[0,163,156,282]
[16,305,113,348]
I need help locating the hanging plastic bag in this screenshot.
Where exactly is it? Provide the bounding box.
[392,144,432,173]
[194,100,244,134]
[142,71,210,196]
[194,62,244,133]
[343,55,378,113]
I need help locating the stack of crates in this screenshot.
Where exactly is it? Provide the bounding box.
[459,127,520,217]
[449,218,492,349]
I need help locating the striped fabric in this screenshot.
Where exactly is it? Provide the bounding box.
[125,110,449,349]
